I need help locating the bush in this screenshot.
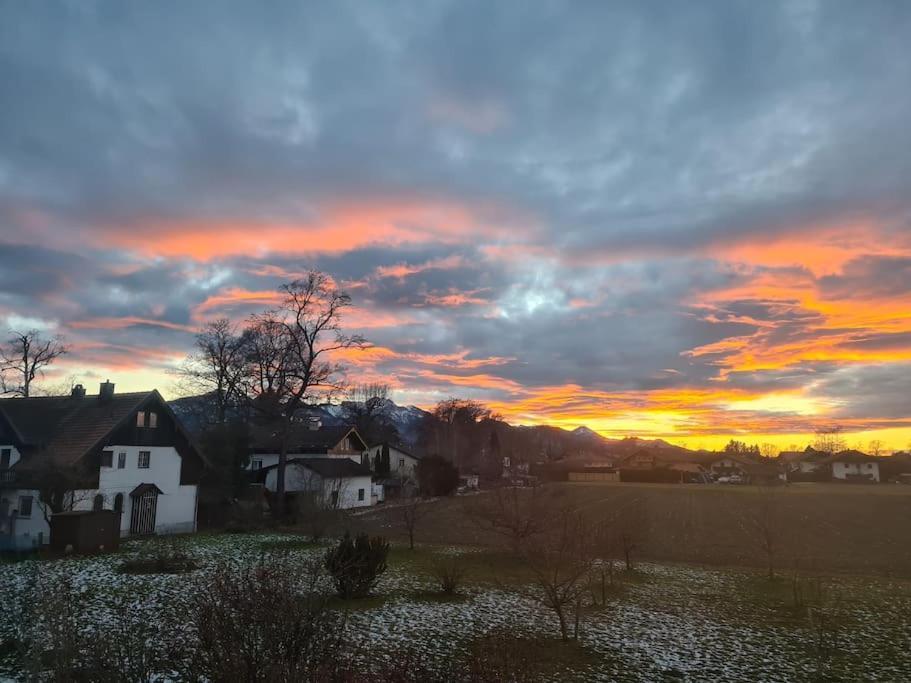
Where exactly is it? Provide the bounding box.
[324,532,389,599]
[182,559,347,682]
[118,545,198,575]
[416,455,460,497]
[430,555,468,594]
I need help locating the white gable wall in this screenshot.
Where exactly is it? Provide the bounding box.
[832,461,880,482]
[366,444,419,478]
[71,445,197,535]
[264,464,372,510]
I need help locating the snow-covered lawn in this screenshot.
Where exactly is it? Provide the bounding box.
[2,533,910,681]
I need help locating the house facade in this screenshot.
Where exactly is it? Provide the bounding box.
[261,457,374,509]
[830,451,881,482]
[364,442,420,479]
[0,382,205,550]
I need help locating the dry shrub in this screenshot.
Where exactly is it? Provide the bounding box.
[430,555,468,594]
[325,533,389,599]
[182,558,347,682]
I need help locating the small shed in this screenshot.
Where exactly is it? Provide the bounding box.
[50,510,122,554]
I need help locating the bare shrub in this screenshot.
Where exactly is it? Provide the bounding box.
[518,509,594,641]
[401,496,431,550]
[430,555,468,594]
[294,491,342,542]
[325,532,389,599]
[182,558,347,682]
[469,484,548,553]
[738,484,786,580]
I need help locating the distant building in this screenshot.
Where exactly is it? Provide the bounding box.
[830,450,880,483]
[260,457,374,509]
[364,441,420,478]
[247,420,368,471]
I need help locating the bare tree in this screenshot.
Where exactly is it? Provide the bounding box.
[175,319,250,424]
[346,382,398,445]
[401,496,431,550]
[469,484,548,553]
[518,509,593,641]
[738,484,786,580]
[867,440,885,457]
[813,427,846,455]
[0,330,68,397]
[760,443,780,459]
[239,271,367,515]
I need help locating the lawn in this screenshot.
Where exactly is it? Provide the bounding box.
[2,531,910,681]
[354,482,911,576]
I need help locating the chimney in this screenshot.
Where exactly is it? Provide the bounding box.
[71,384,86,399]
[308,416,321,431]
[99,380,115,401]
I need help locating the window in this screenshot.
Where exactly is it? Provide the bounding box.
[93,494,104,511]
[117,452,126,469]
[358,488,365,501]
[138,451,151,469]
[136,411,145,427]
[113,493,124,513]
[148,412,158,428]
[101,450,113,468]
[18,495,33,518]
[399,458,405,469]
[1,448,10,469]
[251,459,262,470]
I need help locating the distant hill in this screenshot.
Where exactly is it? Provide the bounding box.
[169,394,697,461]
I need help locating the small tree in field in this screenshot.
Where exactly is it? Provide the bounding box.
[401,496,431,550]
[738,484,786,580]
[518,509,593,641]
[325,533,389,598]
[469,483,548,553]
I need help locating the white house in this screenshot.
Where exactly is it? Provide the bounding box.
[830,451,881,483]
[247,421,368,472]
[0,382,205,550]
[262,457,374,509]
[364,442,420,478]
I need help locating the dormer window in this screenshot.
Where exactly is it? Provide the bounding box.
[136,411,159,428]
[101,451,113,468]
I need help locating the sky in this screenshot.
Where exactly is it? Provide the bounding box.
[1,1,910,451]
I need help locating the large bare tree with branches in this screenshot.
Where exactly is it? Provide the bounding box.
[0,330,68,397]
[175,318,250,424]
[239,271,367,514]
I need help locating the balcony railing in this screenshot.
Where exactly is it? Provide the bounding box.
[0,470,16,484]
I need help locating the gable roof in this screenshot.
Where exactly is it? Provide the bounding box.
[369,440,419,459]
[250,423,366,453]
[830,449,877,464]
[0,391,154,467]
[262,456,372,479]
[0,389,207,472]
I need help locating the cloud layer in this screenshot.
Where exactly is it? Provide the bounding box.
[2,1,910,448]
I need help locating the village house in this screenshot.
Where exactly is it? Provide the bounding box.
[247,419,368,471]
[364,441,420,478]
[830,450,881,483]
[0,382,205,550]
[260,457,374,509]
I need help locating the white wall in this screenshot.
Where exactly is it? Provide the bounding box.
[264,464,373,509]
[73,445,197,535]
[1,444,22,469]
[0,488,48,549]
[832,461,880,482]
[366,444,419,478]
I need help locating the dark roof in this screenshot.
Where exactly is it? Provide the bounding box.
[288,457,372,478]
[830,450,877,464]
[0,391,154,467]
[369,441,419,459]
[249,423,366,453]
[130,483,164,497]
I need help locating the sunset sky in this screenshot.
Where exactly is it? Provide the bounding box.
[1,2,910,450]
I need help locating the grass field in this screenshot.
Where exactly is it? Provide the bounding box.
[2,532,910,681]
[353,482,911,577]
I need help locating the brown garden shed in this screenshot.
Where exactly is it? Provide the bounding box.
[50,509,121,554]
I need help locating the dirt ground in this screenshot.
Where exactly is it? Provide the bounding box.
[352,481,911,577]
